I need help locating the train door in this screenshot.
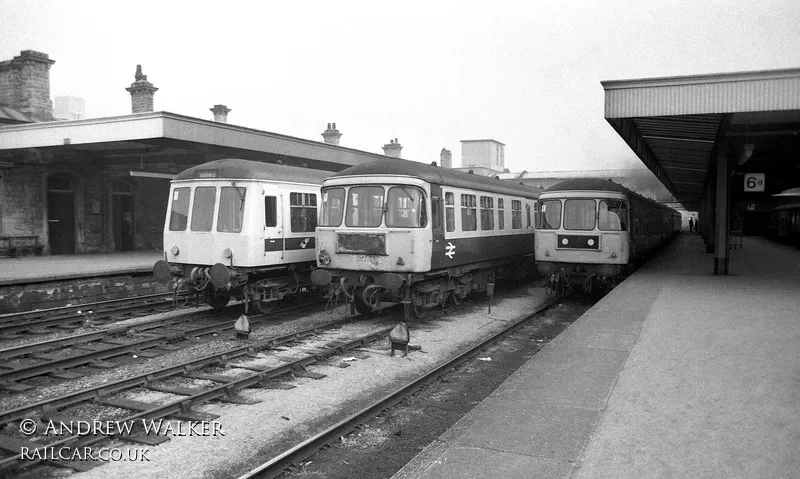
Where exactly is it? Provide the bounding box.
[430,184,446,269]
[112,179,135,251]
[264,193,283,256]
[47,173,76,255]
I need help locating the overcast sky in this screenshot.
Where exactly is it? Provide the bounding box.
[3,0,799,173]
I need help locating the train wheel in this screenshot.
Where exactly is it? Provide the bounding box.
[352,287,373,317]
[206,288,231,311]
[256,300,276,314]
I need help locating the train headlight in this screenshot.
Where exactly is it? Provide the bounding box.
[223,248,233,259]
[609,251,618,259]
[544,250,550,257]
[318,249,331,265]
[171,246,180,255]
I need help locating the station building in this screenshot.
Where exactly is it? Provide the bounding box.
[0,51,395,256]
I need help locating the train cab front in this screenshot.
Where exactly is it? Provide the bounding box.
[534,195,630,295]
[312,180,430,314]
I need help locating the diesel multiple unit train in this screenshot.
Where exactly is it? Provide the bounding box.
[534,178,681,294]
[308,158,541,318]
[153,158,330,312]
[153,158,681,314]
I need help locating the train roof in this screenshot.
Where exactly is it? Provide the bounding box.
[326,158,541,198]
[543,178,677,212]
[174,158,331,184]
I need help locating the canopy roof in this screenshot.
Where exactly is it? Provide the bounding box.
[603,68,800,210]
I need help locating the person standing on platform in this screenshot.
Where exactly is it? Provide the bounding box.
[689,217,694,232]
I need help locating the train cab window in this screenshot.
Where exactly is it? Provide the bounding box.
[498,198,505,230]
[320,187,345,227]
[169,187,191,231]
[598,200,627,231]
[190,186,216,232]
[346,186,385,227]
[535,200,561,230]
[387,186,426,228]
[290,192,318,233]
[564,199,595,231]
[264,196,277,227]
[461,194,477,231]
[445,192,455,232]
[480,196,494,230]
[217,186,246,233]
[511,200,523,229]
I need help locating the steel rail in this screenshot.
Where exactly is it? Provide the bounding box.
[0,304,320,384]
[0,314,364,424]
[0,323,396,473]
[236,296,558,479]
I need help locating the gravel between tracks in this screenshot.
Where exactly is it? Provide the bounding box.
[56,284,549,479]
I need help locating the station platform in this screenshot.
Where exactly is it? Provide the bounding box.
[0,251,166,313]
[0,251,163,286]
[394,233,800,478]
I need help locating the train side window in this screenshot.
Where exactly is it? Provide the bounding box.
[217,186,246,233]
[290,192,317,233]
[264,196,277,227]
[461,194,477,231]
[169,187,191,231]
[511,200,523,229]
[563,199,595,231]
[480,196,494,230]
[320,187,344,227]
[535,200,561,229]
[498,198,505,230]
[190,186,216,232]
[598,200,627,231]
[445,192,455,232]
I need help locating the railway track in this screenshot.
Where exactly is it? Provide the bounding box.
[0,315,399,476]
[0,292,182,337]
[238,296,559,479]
[0,302,321,391]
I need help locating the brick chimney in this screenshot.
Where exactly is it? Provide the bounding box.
[210,104,231,123]
[125,65,158,113]
[382,138,402,158]
[440,148,452,168]
[321,122,342,145]
[0,50,56,122]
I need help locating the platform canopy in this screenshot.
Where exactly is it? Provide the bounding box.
[0,111,390,173]
[602,68,800,210]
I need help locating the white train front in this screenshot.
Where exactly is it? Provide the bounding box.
[153,158,329,311]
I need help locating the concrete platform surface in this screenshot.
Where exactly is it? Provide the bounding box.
[0,251,163,285]
[393,233,800,478]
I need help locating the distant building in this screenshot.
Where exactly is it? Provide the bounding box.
[54,96,86,120]
[460,139,505,172]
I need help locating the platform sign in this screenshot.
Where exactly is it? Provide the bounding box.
[744,173,765,192]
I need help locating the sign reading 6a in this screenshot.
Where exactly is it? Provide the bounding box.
[744,173,765,192]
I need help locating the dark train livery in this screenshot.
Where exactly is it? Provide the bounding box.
[534,178,681,294]
[310,158,541,318]
[768,202,800,247]
[153,158,330,311]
